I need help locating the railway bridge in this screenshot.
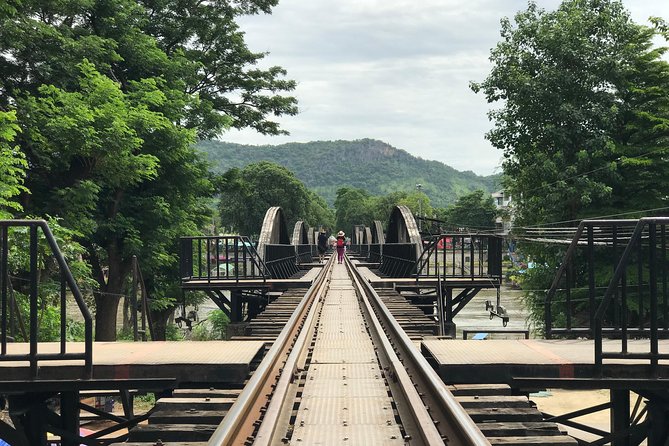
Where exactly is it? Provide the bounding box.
[1,210,669,445]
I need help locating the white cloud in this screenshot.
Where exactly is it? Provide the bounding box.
[221,0,669,175]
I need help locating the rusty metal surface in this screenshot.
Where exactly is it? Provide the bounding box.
[422,339,669,366]
[0,341,264,383]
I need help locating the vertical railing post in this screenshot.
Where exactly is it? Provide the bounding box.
[621,254,628,355]
[29,224,38,378]
[638,236,644,332]
[566,261,572,332]
[612,224,619,330]
[1,225,7,355]
[595,317,603,376]
[60,274,66,355]
[662,224,667,329]
[180,238,193,279]
[588,224,595,337]
[649,223,658,374]
[131,256,139,342]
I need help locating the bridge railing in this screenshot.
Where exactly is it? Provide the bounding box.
[295,244,313,265]
[368,243,382,263]
[379,243,417,277]
[264,244,300,279]
[347,243,369,259]
[592,218,669,374]
[1,220,93,378]
[414,234,502,281]
[180,235,269,283]
[544,219,655,339]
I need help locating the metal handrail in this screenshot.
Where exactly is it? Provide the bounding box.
[414,233,502,281]
[544,219,642,338]
[594,217,669,374]
[0,220,93,378]
[180,235,269,283]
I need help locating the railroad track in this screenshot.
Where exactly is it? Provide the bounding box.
[204,257,483,445]
[115,257,577,445]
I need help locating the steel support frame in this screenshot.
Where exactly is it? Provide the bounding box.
[436,285,493,338]
[533,387,668,446]
[3,391,157,446]
[1,379,174,446]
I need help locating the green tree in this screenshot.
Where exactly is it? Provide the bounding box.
[471,0,669,227]
[219,162,331,236]
[443,190,497,230]
[334,187,375,233]
[0,0,297,340]
[0,111,27,218]
[305,190,335,231]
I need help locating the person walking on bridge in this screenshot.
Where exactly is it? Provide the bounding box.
[336,230,346,263]
[317,229,328,263]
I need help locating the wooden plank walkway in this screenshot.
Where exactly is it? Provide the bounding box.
[0,341,265,384]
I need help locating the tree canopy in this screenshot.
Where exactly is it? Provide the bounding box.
[0,0,297,340]
[0,111,26,218]
[442,190,497,230]
[472,0,669,227]
[219,162,335,237]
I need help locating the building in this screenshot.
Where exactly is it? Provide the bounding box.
[491,190,513,234]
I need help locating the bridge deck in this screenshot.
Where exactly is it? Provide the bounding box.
[422,339,669,384]
[355,266,499,288]
[181,265,322,290]
[0,341,265,385]
[292,262,405,444]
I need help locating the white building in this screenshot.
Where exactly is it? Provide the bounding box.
[492,190,513,234]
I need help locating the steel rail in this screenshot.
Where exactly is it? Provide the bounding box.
[206,255,334,445]
[345,256,490,446]
[252,255,333,445]
[345,258,445,444]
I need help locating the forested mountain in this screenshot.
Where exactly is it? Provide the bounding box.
[198,139,500,207]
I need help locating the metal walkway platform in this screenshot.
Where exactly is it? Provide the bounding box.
[181,266,322,290]
[422,339,669,384]
[0,341,265,384]
[292,261,405,444]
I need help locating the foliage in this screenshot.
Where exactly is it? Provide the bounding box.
[208,310,230,338]
[334,188,374,234]
[472,0,669,328]
[443,190,497,230]
[5,216,95,342]
[332,186,438,232]
[0,0,296,340]
[472,0,669,227]
[219,162,335,236]
[198,139,500,207]
[0,110,27,218]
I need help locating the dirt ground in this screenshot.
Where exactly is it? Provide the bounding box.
[531,388,644,442]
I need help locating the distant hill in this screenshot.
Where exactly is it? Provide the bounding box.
[197,139,500,207]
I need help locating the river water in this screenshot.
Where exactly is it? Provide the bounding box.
[452,285,534,339]
[189,285,533,339]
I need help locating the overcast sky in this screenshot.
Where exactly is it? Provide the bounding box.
[220,1,669,176]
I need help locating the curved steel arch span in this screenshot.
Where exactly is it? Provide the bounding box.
[257,207,291,261]
[291,220,311,245]
[386,206,421,245]
[363,227,372,245]
[383,205,423,271]
[371,220,385,244]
